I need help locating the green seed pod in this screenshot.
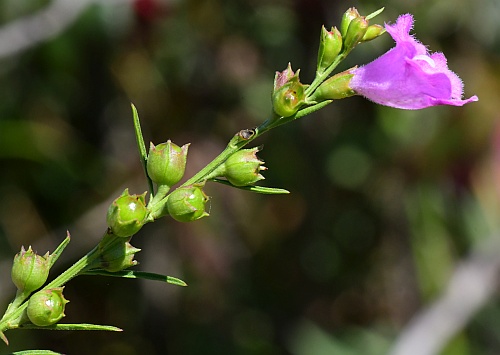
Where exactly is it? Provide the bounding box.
[223,148,266,186]
[272,79,307,117]
[166,184,209,222]
[272,64,307,118]
[98,237,141,272]
[11,246,50,293]
[317,26,343,74]
[106,189,148,237]
[147,140,189,187]
[27,287,69,326]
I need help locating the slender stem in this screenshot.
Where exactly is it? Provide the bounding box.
[0,231,122,334]
[180,116,284,187]
[305,51,350,97]
[0,249,98,333]
[179,99,333,187]
[181,131,259,187]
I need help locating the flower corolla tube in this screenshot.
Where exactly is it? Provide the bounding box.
[349,14,478,109]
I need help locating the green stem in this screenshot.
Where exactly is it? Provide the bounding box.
[180,100,333,187]
[3,291,30,318]
[181,130,259,187]
[305,51,350,98]
[0,232,123,335]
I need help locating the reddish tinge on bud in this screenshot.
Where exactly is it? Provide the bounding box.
[273,62,296,93]
[340,7,361,37]
[317,26,343,74]
[272,64,307,117]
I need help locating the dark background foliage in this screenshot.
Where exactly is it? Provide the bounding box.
[0,0,498,354]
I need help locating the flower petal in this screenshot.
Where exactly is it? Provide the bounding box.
[349,14,478,109]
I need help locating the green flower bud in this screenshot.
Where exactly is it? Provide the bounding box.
[98,237,141,272]
[317,26,343,74]
[106,189,148,237]
[11,246,50,293]
[310,68,356,101]
[147,140,189,187]
[223,148,266,186]
[343,16,369,52]
[361,24,385,42]
[272,65,307,117]
[340,7,361,37]
[166,184,209,222]
[27,287,69,326]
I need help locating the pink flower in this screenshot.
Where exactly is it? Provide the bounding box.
[349,14,478,110]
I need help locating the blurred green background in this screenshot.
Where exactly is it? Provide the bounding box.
[0,0,498,354]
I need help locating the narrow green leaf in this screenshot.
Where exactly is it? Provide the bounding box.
[366,7,385,20]
[0,330,8,345]
[18,323,122,332]
[210,178,290,194]
[12,350,64,355]
[131,103,154,195]
[49,232,71,268]
[83,270,188,287]
[246,186,290,194]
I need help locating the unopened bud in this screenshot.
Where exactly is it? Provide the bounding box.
[343,16,369,51]
[310,69,356,101]
[361,24,385,42]
[340,7,361,37]
[106,189,148,237]
[166,184,209,222]
[11,246,50,293]
[27,287,69,326]
[317,26,343,74]
[147,140,189,187]
[223,148,266,186]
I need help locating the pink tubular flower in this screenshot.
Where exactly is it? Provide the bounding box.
[349,14,478,110]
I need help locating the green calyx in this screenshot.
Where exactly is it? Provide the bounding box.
[340,7,361,37]
[106,189,148,237]
[222,148,266,186]
[27,287,69,326]
[166,184,209,222]
[147,140,189,188]
[343,16,369,51]
[361,24,385,42]
[272,64,307,118]
[97,235,141,272]
[310,68,356,101]
[317,26,342,74]
[11,246,51,294]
